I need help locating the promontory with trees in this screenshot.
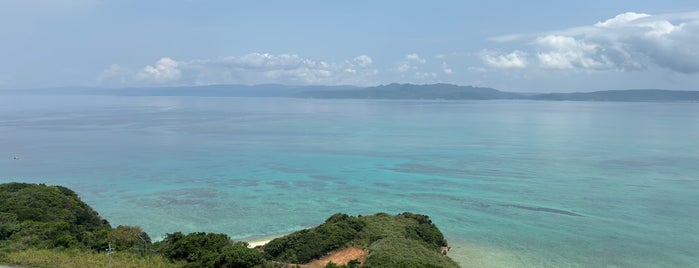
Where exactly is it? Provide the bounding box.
[0,182,459,267]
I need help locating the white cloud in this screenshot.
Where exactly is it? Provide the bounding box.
[396,62,412,73]
[535,35,622,70]
[393,53,428,74]
[137,57,181,83]
[187,53,378,85]
[353,55,373,68]
[231,53,313,69]
[405,53,426,63]
[594,12,651,27]
[491,11,699,73]
[481,50,528,69]
[441,62,453,74]
[101,53,380,86]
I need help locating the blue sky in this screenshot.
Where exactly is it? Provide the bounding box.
[1,0,698,92]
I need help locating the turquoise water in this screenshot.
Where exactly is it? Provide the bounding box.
[1,95,698,267]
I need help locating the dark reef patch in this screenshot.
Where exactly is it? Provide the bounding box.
[309,175,348,185]
[502,204,582,216]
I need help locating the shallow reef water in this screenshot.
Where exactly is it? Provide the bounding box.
[2,95,698,267]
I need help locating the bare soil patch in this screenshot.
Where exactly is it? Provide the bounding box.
[301,246,368,268]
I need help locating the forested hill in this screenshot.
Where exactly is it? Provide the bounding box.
[3,83,698,102]
[0,182,458,268]
[298,85,699,101]
[296,83,522,100]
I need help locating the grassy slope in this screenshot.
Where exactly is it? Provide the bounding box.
[360,214,457,267]
[3,249,182,268]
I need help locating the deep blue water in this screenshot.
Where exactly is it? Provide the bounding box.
[1,95,698,267]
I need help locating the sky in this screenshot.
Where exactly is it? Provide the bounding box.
[1,0,698,92]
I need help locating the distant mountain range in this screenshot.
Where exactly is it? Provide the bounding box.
[296,83,523,100]
[3,83,699,102]
[529,89,699,101]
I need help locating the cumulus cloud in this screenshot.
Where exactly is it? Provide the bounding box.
[481,50,528,68]
[396,62,412,73]
[137,57,181,83]
[353,55,373,68]
[594,12,651,27]
[492,12,699,73]
[393,53,428,74]
[100,53,379,86]
[535,35,627,70]
[405,53,426,63]
[441,62,453,74]
[186,53,378,85]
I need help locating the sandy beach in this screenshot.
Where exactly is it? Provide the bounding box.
[245,233,290,248]
[247,239,272,248]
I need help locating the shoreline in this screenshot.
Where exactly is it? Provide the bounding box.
[247,239,272,248]
[244,233,290,248]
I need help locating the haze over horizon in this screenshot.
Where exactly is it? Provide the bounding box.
[2,1,698,92]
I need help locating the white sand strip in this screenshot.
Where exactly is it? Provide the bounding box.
[247,239,272,248]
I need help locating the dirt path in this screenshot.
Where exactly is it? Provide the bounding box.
[301,247,368,268]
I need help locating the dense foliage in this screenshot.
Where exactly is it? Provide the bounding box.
[155,232,262,268]
[0,182,114,250]
[395,212,448,249]
[264,213,365,263]
[0,183,167,266]
[0,183,106,227]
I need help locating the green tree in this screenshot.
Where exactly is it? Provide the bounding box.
[264,214,365,263]
[155,232,262,268]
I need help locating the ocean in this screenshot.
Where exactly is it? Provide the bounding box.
[1,95,698,267]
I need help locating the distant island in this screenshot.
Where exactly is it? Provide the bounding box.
[0,182,458,268]
[3,83,699,102]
